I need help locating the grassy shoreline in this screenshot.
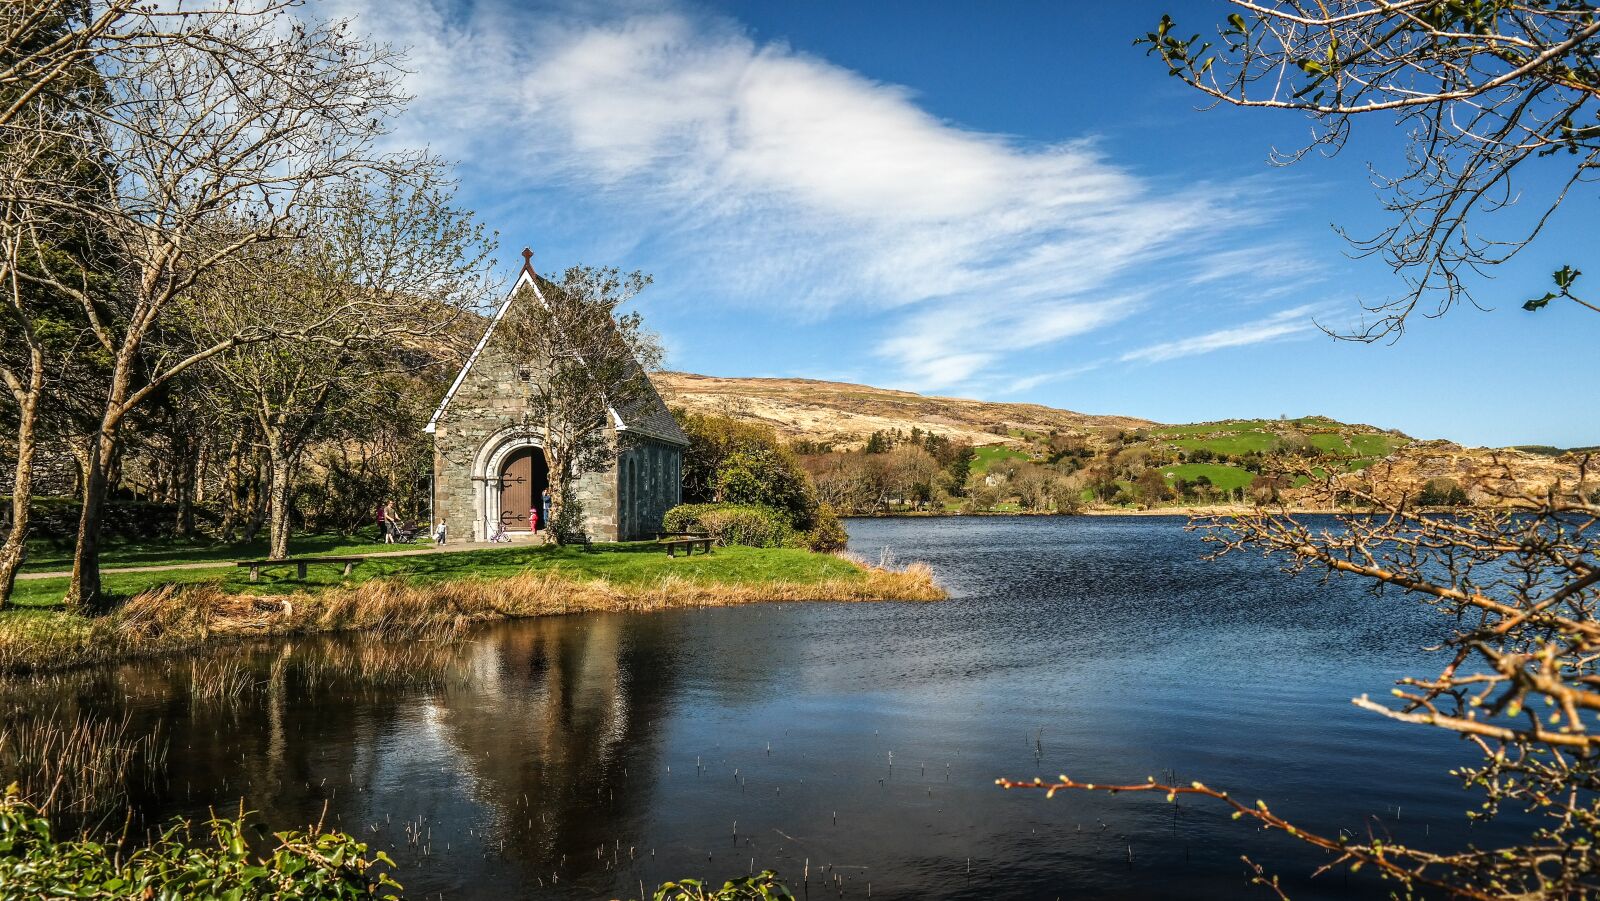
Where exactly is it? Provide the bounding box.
[0,543,943,674]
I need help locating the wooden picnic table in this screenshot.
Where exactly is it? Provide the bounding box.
[236,556,366,582]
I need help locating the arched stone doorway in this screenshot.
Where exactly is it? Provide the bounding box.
[470,428,552,540]
[497,446,549,532]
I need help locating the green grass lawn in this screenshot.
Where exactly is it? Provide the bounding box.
[20,529,406,573]
[1159,462,1255,492]
[1151,419,1277,438]
[1350,433,1408,456]
[1168,430,1278,456]
[1306,433,1353,455]
[7,543,866,611]
[970,444,1031,474]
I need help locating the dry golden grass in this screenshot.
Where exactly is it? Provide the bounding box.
[0,561,943,675]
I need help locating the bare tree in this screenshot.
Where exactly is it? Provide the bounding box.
[4,2,409,609]
[1005,461,1600,897]
[0,2,115,607]
[1140,2,1600,339]
[1,0,137,128]
[995,9,1600,893]
[497,265,660,544]
[198,168,493,559]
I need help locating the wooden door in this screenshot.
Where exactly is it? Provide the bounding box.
[500,448,534,531]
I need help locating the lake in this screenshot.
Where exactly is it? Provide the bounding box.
[2,516,1515,899]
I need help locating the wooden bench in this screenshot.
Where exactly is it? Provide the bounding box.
[236,556,366,582]
[656,532,713,558]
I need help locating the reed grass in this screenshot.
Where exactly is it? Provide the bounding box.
[0,709,166,821]
[0,559,943,675]
[186,657,254,702]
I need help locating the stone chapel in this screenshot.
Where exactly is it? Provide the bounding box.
[425,249,687,543]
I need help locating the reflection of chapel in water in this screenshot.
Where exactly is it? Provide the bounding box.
[425,248,686,542]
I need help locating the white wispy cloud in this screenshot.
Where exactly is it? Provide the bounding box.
[315,0,1316,390]
[1119,305,1323,364]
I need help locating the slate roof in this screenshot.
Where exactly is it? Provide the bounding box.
[611,365,689,446]
[426,257,688,447]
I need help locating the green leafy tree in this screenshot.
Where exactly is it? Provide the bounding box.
[714,448,816,528]
[676,411,787,505]
[0,1,118,608]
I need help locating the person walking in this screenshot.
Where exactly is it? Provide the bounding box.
[382,500,398,544]
[376,503,388,543]
[434,517,448,546]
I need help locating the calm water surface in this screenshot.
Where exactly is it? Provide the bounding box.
[5,517,1517,899]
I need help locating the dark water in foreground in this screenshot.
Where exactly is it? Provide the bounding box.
[4,517,1520,899]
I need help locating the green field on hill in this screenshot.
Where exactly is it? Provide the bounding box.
[1167,430,1278,455]
[971,444,1031,474]
[1143,417,1407,462]
[1158,462,1255,491]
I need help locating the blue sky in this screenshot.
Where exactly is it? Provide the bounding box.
[325,0,1596,447]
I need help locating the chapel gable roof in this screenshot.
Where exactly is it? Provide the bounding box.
[425,248,688,447]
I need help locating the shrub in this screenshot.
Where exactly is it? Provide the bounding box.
[1417,478,1469,506]
[654,870,794,900]
[713,449,816,528]
[663,503,792,548]
[672,410,821,527]
[674,411,789,504]
[799,504,849,552]
[0,784,400,899]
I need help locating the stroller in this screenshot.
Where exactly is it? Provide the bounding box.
[391,521,428,543]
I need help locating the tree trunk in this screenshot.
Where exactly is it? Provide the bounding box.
[242,446,266,542]
[0,389,41,610]
[218,434,243,541]
[193,438,210,506]
[266,449,293,560]
[172,427,198,537]
[67,430,115,612]
[547,450,581,545]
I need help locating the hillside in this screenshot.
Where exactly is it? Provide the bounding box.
[656,372,1591,510]
[1301,440,1593,506]
[655,372,1153,449]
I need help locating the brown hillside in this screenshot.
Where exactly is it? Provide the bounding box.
[1312,441,1593,505]
[654,372,1155,449]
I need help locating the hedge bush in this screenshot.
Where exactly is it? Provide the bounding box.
[663,503,793,548]
[800,504,849,552]
[0,784,399,899]
[711,449,816,529]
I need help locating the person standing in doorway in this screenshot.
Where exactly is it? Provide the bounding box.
[528,504,539,536]
[541,487,552,535]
